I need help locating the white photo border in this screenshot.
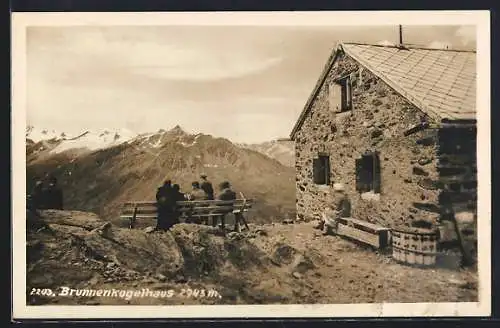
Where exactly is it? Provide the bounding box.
[11,10,491,319]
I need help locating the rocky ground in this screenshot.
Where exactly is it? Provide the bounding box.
[26,210,477,306]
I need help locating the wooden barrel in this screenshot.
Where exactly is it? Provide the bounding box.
[391,228,438,267]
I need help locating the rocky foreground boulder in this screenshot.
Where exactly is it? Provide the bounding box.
[26,210,319,305]
[26,210,478,306]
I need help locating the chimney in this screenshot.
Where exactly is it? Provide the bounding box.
[399,25,403,45]
[397,25,408,50]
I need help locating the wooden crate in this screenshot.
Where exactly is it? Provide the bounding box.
[336,218,390,249]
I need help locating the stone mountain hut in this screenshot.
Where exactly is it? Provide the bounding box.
[289,42,477,229]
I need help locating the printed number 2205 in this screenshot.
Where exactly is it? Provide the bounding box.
[30,288,55,297]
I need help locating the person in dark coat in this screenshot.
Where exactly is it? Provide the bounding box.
[200,174,214,200]
[29,180,45,210]
[43,176,63,210]
[155,180,175,230]
[212,181,237,230]
[171,184,185,226]
[172,184,184,200]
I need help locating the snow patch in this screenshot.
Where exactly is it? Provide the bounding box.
[150,138,163,148]
[49,128,138,154]
[26,126,65,142]
[179,140,197,147]
[130,130,169,149]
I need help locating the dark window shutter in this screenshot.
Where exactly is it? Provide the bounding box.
[355,158,363,192]
[372,152,381,193]
[346,77,352,110]
[340,77,353,111]
[313,158,325,184]
[362,154,373,191]
[324,156,331,185]
[341,80,348,111]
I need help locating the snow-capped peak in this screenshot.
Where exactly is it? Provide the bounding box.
[237,138,295,167]
[26,126,140,154]
[26,125,66,142]
[131,125,200,150]
[166,125,188,137]
[50,128,138,154]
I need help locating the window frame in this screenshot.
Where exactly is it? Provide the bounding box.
[329,73,354,113]
[339,76,353,112]
[355,151,381,194]
[312,153,331,185]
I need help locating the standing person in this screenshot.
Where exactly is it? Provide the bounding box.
[44,176,63,210]
[29,180,45,210]
[200,174,214,200]
[317,183,351,235]
[213,181,237,231]
[155,180,174,231]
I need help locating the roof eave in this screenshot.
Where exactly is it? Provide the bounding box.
[289,43,344,140]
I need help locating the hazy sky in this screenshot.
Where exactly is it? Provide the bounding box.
[27,25,476,143]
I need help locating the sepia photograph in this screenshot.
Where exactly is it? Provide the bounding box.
[12,11,490,319]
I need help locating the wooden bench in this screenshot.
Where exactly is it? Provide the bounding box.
[120,197,254,230]
[335,218,390,249]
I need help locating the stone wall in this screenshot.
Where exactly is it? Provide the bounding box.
[436,122,477,247]
[293,50,442,229]
[437,122,477,211]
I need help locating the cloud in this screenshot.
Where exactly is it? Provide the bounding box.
[28,27,285,84]
[131,56,283,82]
[455,26,476,46]
[26,25,477,143]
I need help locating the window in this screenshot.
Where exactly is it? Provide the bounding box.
[340,77,353,112]
[313,154,330,185]
[329,76,352,113]
[328,83,342,112]
[355,151,381,193]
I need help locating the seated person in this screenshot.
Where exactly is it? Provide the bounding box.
[185,181,206,201]
[213,181,236,230]
[317,183,351,235]
[185,181,209,224]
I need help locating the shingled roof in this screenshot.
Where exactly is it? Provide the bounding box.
[290,42,476,139]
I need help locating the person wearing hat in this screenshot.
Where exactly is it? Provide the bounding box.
[200,174,214,200]
[317,183,351,235]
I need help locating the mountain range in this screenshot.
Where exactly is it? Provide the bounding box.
[26,125,296,225]
[26,125,295,167]
[238,139,294,167]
